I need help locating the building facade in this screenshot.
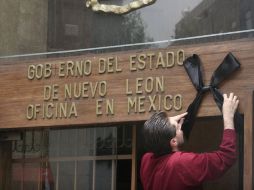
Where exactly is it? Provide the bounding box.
[0,1,254,190]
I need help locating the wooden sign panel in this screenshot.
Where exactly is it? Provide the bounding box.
[0,39,254,129]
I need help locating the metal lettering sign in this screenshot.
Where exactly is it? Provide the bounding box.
[85,0,157,14]
[0,40,252,129]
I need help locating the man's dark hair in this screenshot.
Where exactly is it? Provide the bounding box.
[143,111,176,156]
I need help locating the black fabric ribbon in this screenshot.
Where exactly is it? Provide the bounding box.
[182,52,243,139]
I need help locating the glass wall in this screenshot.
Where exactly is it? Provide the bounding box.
[11,125,132,190]
[0,0,254,59]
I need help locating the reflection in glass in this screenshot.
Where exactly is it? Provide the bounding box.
[49,130,59,158]
[95,160,113,190]
[0,0,254,57]
[58,129,77,157]
[96,127,116,156]
[58,162,75,190]
[10,125,133,190]
[117,125,132,155]
[50,162,57,188]
[76,161,93,190]
[23,163,40,190]
[77,128,95,156]
[11,163,22,190]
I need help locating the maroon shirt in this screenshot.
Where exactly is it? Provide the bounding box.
[140,129,236,190]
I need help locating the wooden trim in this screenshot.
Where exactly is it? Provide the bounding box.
[131,125,137,190]
[92,160,96,190]
[74,160,77,190]
[111,159,116,190]
[12,155,132,163]
[56,162,59,190]
[243,90,253,190]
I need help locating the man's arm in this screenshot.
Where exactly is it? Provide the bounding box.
[176,93,239,186]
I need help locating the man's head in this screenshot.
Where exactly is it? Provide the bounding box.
[143,111,186,156]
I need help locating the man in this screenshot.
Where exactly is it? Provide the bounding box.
[140,93,239,190]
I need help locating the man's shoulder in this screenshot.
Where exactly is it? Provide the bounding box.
[172,151,200,165]
[141,151,199,164]
[142,152,154,161]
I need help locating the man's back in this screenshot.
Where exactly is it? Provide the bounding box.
[140,129,236,190]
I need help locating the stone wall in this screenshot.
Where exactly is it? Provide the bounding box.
[0,0,48,56]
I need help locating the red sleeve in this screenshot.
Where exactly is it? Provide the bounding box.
[176,129,237,186]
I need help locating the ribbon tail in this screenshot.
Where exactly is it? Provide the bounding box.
[182,91,203,139]
[210,52,241,86]
[183,54,204,90]
[183,54,205,139]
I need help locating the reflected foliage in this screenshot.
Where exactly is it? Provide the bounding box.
[48,0,152,52]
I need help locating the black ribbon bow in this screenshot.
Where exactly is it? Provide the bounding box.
[182,52,243,139]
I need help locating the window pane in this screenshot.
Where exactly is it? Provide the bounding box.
[117,160,131,190]
[95,160,112,190]
[23,163,40,190]
[11,163,22,190]
[49,130,60,157]
[76,161,93,190]
[10,125,132,190]
[49,162,57,190]
[58,129,77,157]
[58,162,75,190]
[96,127,116,156]
[117,125,132,155]
[77,128,95,156]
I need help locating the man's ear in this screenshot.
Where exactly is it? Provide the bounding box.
[170,137,177,148]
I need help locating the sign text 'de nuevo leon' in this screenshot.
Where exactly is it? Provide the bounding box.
[26,50,185,120]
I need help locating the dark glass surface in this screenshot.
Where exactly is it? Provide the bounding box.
[0,0,253,58]
[10,125,132,190]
